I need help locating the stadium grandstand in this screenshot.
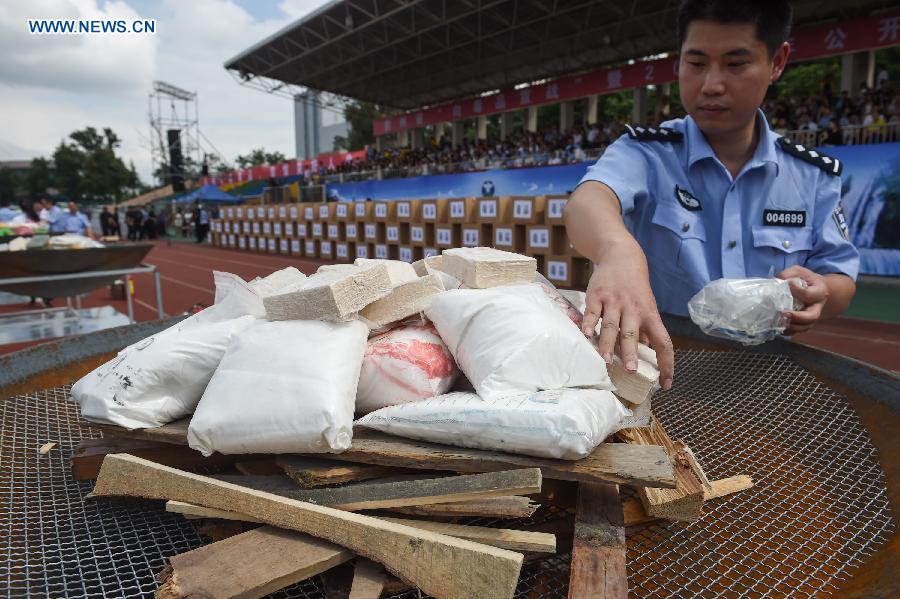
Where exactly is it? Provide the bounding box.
[213,0,900,185]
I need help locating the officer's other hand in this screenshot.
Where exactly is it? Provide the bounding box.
[580,240,674,390]
[777,265,829,335]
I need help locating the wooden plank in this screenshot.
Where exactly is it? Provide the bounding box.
[568,483,627,599]
[277,456,410,488]
[389,496,539,518]
[166,501,556,552]
[170,493,541,521]
[348,559,386,599]
[90,421,676,488]
[90,454,523,599]
[617,415,709,521]
[89,418,190,445]
[216,469,542,511]
[622,475,754,526]
[70,437,253,481]
[156,526,353,599]
[335,430,675,489]
[377,518,556,553]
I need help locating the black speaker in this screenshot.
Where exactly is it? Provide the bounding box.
[167,129,185,191]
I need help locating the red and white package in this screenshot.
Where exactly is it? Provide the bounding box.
[356,321,460,414]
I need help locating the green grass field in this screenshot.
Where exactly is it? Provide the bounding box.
[844,278,900,323]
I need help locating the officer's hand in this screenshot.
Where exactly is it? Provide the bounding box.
[777,265,829,335]
[581,240,674,390]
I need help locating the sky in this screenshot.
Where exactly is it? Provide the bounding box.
[0,0,336,184]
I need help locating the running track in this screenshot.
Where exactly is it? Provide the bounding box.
[1,240,898,372]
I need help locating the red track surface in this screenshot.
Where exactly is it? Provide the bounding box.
[1,240,898,373]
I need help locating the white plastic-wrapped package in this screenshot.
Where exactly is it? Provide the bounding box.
[356,389,631,460]
[534,273,583,328]
[71,272,264,429]
[188,318,369,456]
[424,283,612,400]
[688,277,804,345]
[356,321,459,414]
[248,267,307,297]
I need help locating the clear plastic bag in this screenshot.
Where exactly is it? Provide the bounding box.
[687,277,805,345]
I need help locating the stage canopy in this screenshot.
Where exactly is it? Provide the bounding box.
[224,0,893,111]
[177,184,241,204]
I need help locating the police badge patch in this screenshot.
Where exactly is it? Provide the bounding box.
[832,201,850,241]
[675,185,701,211]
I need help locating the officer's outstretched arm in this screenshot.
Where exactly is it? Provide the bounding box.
[564,181,674,390]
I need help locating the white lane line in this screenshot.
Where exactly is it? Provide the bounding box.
[134,297,168,318]
[147,269,215,295]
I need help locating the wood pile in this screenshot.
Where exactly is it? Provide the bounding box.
[78,418,752,598]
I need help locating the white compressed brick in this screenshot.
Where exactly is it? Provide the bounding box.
[354,258,418,286]
[412,254,443,277]
[441,247,537,288]
[263,263,393,322]
[360,274,445,328]
[249,267,307,298]
[608,354,660,405]
[316,263,356,275]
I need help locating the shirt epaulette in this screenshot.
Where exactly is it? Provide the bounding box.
[777,137,842,176]
[624,124,684,142]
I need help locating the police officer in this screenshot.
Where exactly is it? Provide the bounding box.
[61,201,95,239]
[565,0,858,391]
[41,198,66,234]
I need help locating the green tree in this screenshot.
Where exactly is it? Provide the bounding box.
[773,58,840,99]
[235,148,287,168]
[0,168,20,203]
[334,101,383,151]
[52,126,140,203]
[24,157,52,199]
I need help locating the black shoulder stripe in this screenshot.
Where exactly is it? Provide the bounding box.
[624,124,683,142]
[777,137,842,176]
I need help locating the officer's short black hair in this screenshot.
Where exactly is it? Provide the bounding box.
[677,1,793,57]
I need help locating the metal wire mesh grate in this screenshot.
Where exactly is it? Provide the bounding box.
[1,350,894,598]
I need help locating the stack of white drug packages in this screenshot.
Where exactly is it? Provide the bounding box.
[73,246,656,461]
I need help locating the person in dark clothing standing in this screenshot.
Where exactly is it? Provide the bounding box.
[193,203,209,243]
[126,206,143,241]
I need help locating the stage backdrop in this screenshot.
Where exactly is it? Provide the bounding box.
[326,143,900,275]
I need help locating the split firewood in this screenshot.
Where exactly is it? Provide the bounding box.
[90,454,523,599]
[617,414,710,521]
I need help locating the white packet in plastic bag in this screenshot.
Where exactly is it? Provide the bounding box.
[425,283,612,400]
[687,277,804,345]
[188,318,368,456]
[71,271,265,429]
[356,320,459,414]
[356,389,632,460]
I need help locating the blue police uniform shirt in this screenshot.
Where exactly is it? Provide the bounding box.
[579,110,859,316]
[45,205,66,233]
[0,206,21,222]
[61,211,91,235]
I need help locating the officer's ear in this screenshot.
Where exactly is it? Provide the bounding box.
[769,41,791,83]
